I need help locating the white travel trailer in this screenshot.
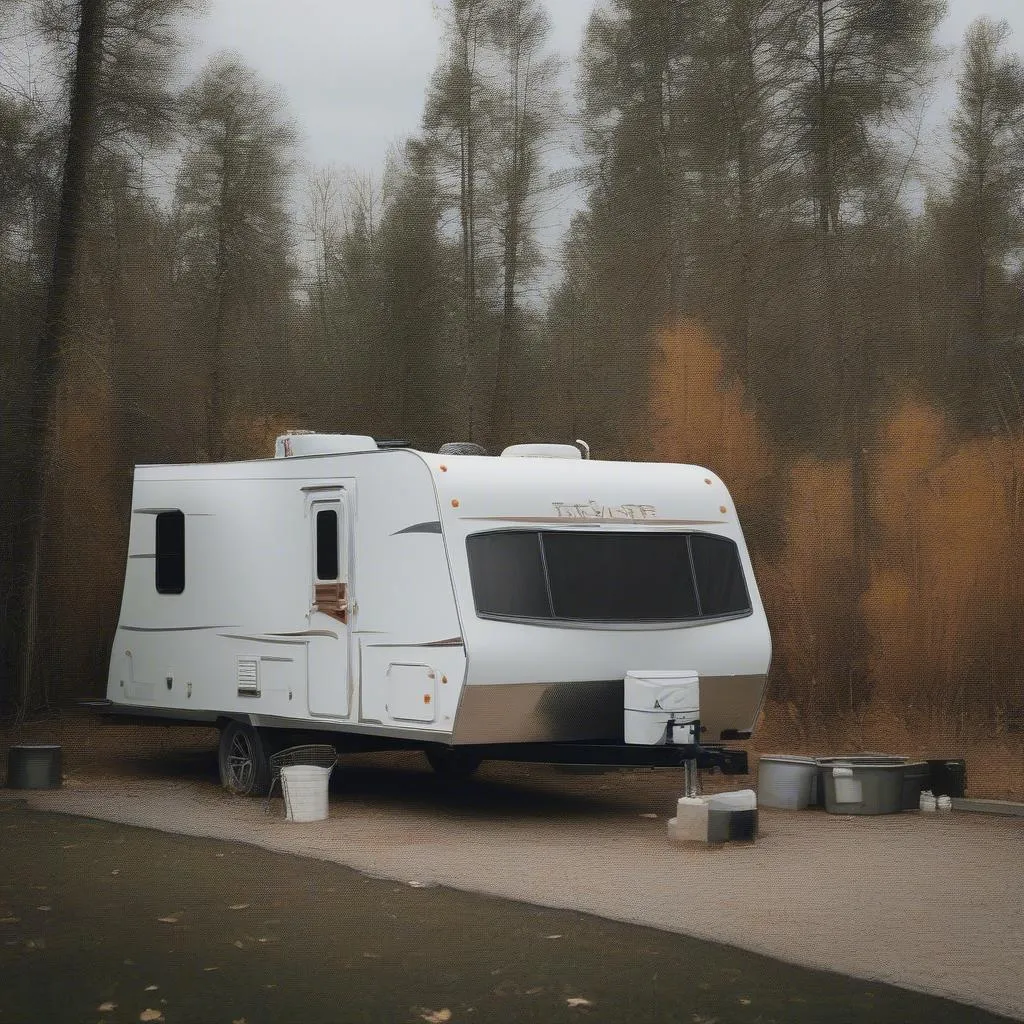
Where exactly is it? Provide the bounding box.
[103,433,772,793]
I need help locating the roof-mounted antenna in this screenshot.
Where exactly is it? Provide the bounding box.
[574,439,590,459]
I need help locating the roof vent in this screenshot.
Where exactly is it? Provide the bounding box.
[500,443,582,460]
[439,442,488,456]
[274,432,378,458]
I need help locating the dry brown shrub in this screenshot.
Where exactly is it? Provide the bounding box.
[865,399,1024,734]
[647,321,776,511]
[757,458,859,714]
[43,344,126,701]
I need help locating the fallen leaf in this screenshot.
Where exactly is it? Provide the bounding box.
[145,984,158,991]
[228,904,250,911]
[37,906,51,912]
[544,934,562,940]
[408,880,430,888]
[0,917,20,924]
[738,998,751,1005]
[233,1018,248,1024]
[420,1010,452,1024]
[61,844,79,850]
[361,952,380,959]
[233,940,245,949]
[25,937,45,950]
[214,853,225,858]
[111,869,120,876]
[566,997,593,1008]
[639,813,658,819]
[97,1002,117,1012]
[204,966,219,972]
[156,914,180,924]
[139,1011,163,1023]
[525,987,544,995]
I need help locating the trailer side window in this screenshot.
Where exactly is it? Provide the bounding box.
[466,531,550,618]
[316,509,339,580]
[155,510,185,594]
[466,530,750,624]
[544,532,698,620]
[689,534,749,616]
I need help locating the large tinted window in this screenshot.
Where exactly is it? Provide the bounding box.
[466,531,550,618]
[155,510,185,594]
[543,532,698,620]
[690,533,749,616]
[466,530,749,623]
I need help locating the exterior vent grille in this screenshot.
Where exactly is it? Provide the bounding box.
[500,443,582,459]
[237,657,260,697]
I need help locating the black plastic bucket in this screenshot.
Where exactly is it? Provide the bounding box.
[927,759,967,798]
[6,745,63,789]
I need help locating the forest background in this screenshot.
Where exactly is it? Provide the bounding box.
[1,0,1023,790]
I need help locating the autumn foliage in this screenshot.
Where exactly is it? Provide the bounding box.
[649,324,1024,750]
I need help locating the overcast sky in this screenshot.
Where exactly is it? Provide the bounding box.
[190,0,1024,170]
[186,0,1024,269]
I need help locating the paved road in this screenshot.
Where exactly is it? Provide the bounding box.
[0,801,1012,1024]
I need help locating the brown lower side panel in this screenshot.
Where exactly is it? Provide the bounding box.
[451,675,767,745]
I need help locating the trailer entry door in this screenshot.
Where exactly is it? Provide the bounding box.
[307,490,351,717]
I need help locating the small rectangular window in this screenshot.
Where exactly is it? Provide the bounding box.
[316,509,339,581]
[155,510,185,594]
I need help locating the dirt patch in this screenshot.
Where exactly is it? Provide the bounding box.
[4,701,1023,800]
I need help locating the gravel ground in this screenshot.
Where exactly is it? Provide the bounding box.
[9,749,1023,1022]
[4,801,1013,1024]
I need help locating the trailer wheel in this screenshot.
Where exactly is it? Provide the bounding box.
[425,747,482,779]
[218,721,272,796]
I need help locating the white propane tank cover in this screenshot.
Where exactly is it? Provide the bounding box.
[624,670,700,713]
[275,433,379,458]
[500,443,583,459]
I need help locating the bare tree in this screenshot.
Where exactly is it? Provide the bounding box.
[424,0,495,440]
[948,18,1024,350]
[484,0,562,449]
[174,55,297,459]
[303,165,343,348]
[16,0,106,715]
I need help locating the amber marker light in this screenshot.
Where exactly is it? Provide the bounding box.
[720,505,727,514]
[704,478,712,485]
[451,498,460,508]
[439,464,448,472]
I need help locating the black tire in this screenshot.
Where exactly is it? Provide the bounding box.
[425,746,482,779]
[218,720,273,796]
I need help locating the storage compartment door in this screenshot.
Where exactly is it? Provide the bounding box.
[385,663,438,723]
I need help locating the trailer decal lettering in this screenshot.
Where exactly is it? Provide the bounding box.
[552,501,659,521]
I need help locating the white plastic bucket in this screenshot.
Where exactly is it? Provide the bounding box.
[280,764,330,822]
[832,766,863,804]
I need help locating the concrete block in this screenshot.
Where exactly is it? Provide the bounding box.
[667,797,709,843]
